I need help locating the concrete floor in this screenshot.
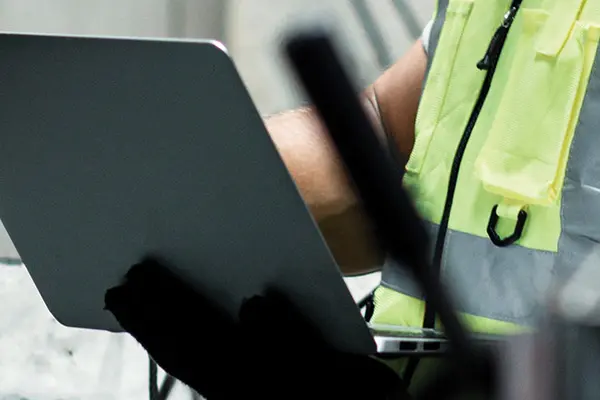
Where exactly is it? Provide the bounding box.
[0,2,434,399]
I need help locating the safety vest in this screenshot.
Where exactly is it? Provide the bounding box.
[371,0,600,384]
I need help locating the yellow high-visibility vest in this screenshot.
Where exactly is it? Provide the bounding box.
[372,0,600,390]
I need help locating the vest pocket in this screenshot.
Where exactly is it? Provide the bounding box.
[474,9,600,209]
[406,0,474,174]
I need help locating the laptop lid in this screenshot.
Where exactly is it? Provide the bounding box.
[0,32,375,355]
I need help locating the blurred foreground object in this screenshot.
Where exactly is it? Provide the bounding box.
[105,258,409,400]
[500,250,600,400]
[283,23,600,400]
[283,26,497,399]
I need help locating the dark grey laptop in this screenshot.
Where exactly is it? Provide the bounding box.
[0,31,498,356]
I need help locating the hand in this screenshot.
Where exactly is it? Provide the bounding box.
[104,258,409,400]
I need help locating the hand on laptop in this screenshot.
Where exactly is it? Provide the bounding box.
[104,257,409,400]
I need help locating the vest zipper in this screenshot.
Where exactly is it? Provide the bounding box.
[403,0,524,385]
[423,0,523,328]
[477,4,521,71]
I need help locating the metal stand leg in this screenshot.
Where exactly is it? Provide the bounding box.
[148,357,181,400]
[149,357,159,400]
[159,375,177,400]
[349,0,393,69]
[390,0,423,41]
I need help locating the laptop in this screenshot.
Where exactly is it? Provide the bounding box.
[0,31,473,356]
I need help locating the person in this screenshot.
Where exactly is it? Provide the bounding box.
[107,0,600,397]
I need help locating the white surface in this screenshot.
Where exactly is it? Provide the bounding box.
[0,266,151,400]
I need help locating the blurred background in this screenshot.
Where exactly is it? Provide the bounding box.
[0,1,433,399]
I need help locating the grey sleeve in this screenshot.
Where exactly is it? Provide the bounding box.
[421,19,433,55]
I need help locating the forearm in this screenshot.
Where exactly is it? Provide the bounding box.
[265,93,384,221]
[265,92,386,275]
[265,40,426,274]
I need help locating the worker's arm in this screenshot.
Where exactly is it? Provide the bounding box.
[266,40,427,275]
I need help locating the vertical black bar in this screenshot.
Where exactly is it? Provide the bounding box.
[283,30,472,358]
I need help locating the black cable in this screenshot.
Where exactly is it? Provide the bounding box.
[364,295,376,322]
[409,0,524,386]
[357,290,375,309]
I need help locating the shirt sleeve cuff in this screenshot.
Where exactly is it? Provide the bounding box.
[421,19,434,55]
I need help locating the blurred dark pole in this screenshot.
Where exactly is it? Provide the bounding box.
[349,0,393,69]
[284,29,473,359]
[391,0,423,41]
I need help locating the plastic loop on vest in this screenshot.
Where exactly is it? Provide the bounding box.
[487,204,528,247]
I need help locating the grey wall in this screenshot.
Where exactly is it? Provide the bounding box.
[228,0,434,114]
[0,0,227,38]
[0,0,434,115]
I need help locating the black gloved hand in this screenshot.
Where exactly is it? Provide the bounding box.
[104,257,409,400]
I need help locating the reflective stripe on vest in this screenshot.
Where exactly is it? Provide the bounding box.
[373,0,600,333]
